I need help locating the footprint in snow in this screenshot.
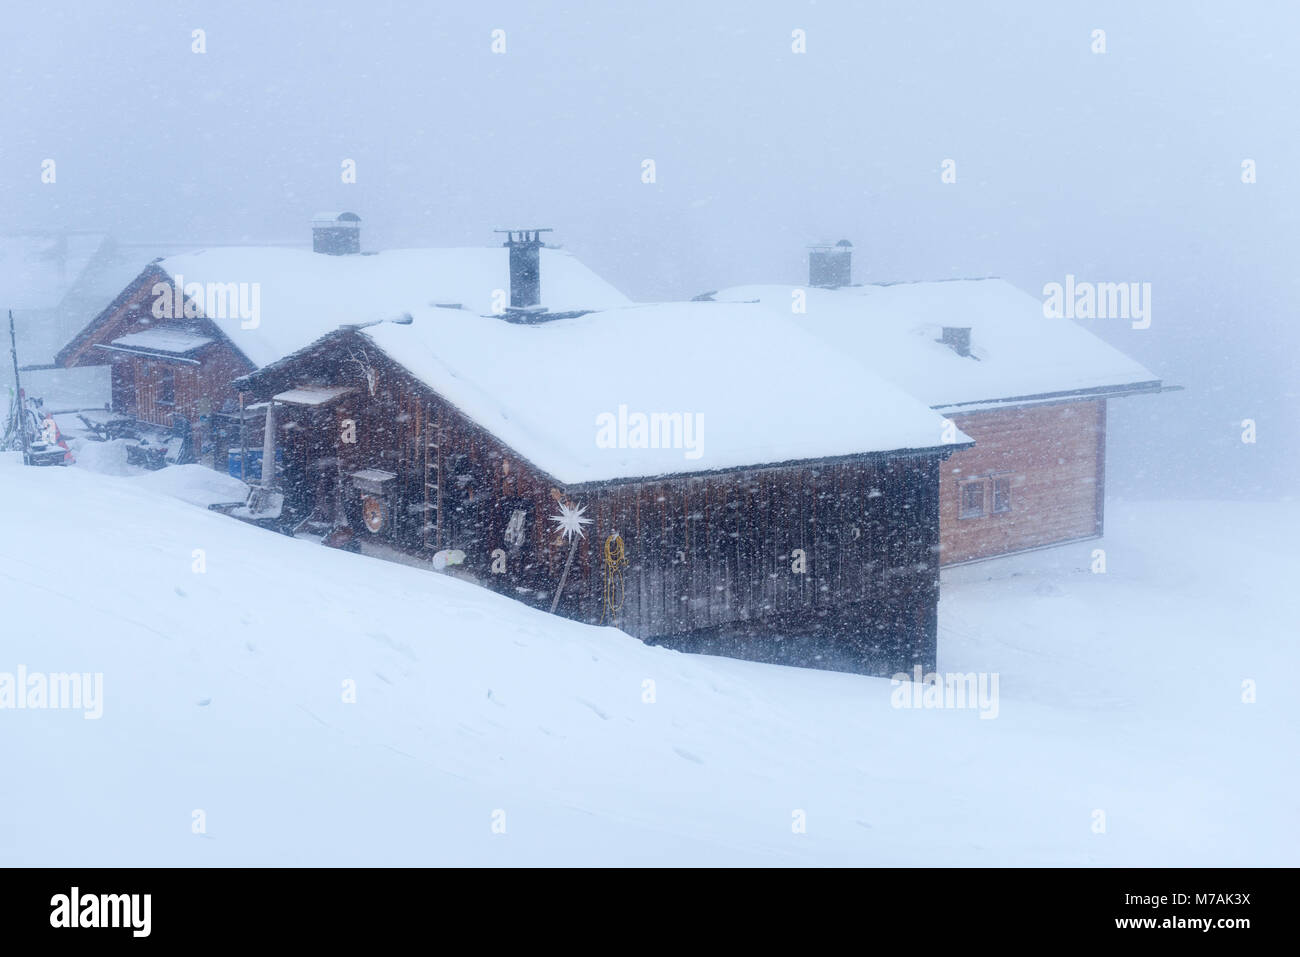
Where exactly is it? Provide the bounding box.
[673,747,703,764]
[197,698,211,707]
[576,698,610,720]
[174,587,187,597]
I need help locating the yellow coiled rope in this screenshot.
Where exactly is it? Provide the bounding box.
[601,532,628,623]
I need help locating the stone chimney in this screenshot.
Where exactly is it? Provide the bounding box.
[312,212,361,255]
[808,239,852,287]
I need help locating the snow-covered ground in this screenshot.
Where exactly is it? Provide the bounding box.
[1,458,1295,865]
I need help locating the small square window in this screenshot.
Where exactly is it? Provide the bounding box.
[959,480,985,519]
[993,477,1012,514]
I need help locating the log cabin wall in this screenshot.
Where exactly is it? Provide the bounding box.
[939,398,1106,565]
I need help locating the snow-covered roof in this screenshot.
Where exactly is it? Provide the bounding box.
[715,279,1160,409]
[346,301,965,485]
[158,246,632,369]
[109,329,214,355]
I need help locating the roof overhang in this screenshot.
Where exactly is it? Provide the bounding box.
[93,343,202,365]
[559,441,974,494]
[272,385,356,407]
[108,329,213,353]
[932,380,1165,415]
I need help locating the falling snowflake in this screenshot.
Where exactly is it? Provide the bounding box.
[550,500,592,543]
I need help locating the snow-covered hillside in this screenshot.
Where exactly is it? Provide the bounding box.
[1,458,1295,865]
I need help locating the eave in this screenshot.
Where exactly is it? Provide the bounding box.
[933,379,1167,415]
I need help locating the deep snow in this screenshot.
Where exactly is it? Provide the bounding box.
[0,458,1295,865]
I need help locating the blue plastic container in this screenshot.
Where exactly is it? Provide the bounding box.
[227,448,282,481]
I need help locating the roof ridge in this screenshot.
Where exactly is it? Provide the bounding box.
[866,276,1001,287]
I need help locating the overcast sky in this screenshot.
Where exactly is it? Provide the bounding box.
[2,1,1296,496]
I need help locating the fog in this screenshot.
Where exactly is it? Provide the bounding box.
[3,0,1296,497]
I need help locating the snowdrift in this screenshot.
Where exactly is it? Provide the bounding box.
[0,460,1295,865]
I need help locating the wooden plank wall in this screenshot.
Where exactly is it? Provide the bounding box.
[113,342,248,454]
[550,457,939,650]
[939,399,1105,564]
[126,356,192,427]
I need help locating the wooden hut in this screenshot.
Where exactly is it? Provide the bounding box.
[234,298,966,676]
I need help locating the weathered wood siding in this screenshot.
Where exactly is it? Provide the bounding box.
[939,399,1105,564]
[561,457,941,675]
[112,344,247,444]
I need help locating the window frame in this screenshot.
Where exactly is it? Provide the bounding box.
[958,479,986,519]
[155,365,176,407]
[992,476,1012,514]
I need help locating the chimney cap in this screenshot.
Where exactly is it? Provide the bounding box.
[807,238,853,251]
[494,227,553,245]
[312,211,361,225]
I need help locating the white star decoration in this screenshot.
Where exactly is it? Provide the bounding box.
[550,500,593,543]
